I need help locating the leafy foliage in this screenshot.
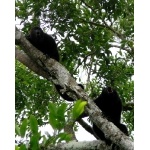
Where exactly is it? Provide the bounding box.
[48,102,67,130]
[15,0,134,148]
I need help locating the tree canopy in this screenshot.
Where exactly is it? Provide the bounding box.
[15,0,134,149]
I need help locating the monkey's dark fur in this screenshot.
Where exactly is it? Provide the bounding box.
[93,87,128,145]
[26,27,82,101]
[26,27,59,61]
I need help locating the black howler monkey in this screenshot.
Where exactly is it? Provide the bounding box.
[26,27,82,102]
[26,27,59,61]
[93,87,128,145]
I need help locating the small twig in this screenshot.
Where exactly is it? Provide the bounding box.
[110,44,132,53]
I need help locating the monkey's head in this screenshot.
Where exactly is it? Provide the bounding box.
[30,27,44,42]
[101,87,119,100]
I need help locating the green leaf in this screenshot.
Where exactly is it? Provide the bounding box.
[64,134,72,142]
[19,144,27,150]
[20,119,28,138]
[57,103,67,115]
[72,100,87,119]
[48,102,67,130]
[48,102,57,115]
[57,133,72,143]
[15,145,20,150]
[15,124,20,136]
[57,103,67,122]
[30,135,40,150]
[49,113,59,129]
[29,115,38,134]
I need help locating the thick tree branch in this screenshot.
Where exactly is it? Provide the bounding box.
[15,27,134,150]
[15,47,49,79]
[45,140,112,150]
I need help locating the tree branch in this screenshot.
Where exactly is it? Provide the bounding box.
[123,102,134,111]
[45,140,112,150]
[110,44,132,53]
[81,0,97,14]
[103,20,125,40]
[79,18,125,41]
[64,122,77,141]
[77,118,97,139]
[15,47,49,79]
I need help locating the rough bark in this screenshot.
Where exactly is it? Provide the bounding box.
[45,140,112,150]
